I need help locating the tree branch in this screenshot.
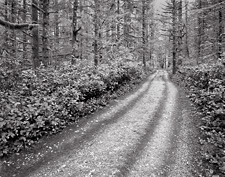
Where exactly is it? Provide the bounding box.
[0,18,38,30]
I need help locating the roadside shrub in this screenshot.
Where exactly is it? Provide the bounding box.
[0,61,149,157]
[173,63,225,176]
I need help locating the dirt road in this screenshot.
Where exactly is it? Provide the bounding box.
[0,70,201,177]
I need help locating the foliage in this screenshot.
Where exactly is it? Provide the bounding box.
[173,63,225,176]
[0,61,148,157]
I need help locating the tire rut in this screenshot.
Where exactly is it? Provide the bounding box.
[0,72,157,177]
[127,73,178,177]
[28,71,166,177]
[0,70,199,177]
[114,83,168,177]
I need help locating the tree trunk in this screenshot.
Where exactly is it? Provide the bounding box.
[178,0,183,61]
[3,0,9,55]
[32,0,40,69]
[72,0,78,49]
[218,0,223,59]
[11,0,17,58]
[117,0,120,41]
[172,0,177,74]
[79,0,83,59]
[54,0,59,46]
[123,1,130,47]
[23,0,27,60]
[94,0,100,66]
[42,0,50,67]
[184,0,189,58]
[197,0,203,64]
[149,23,154,66]
[142,0,146,68]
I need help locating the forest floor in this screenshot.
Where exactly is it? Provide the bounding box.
[0,70,202,177]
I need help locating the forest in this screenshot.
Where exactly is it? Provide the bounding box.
[0,0,224,176]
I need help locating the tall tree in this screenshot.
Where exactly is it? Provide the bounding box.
[93,0,100,66]
[54,0,59,46]
[184,0,190,58]
[177,0,183,61]
[22,0,27,59]
[32,0,40,69]
[72,0,79,53]
[11,0,17,58]
[172,0,177,74]
[217,0,223,59]
[42,0,50,67]
[142,0,147,68]
[197,0,203,64]
[117,0,120,41]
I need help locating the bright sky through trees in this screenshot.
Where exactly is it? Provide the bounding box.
[154,0,167,11]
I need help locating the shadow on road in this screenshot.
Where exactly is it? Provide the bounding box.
[0,74,157,177]
[115,80,168,177]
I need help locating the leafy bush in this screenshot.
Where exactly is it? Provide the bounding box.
[0,61,149,157]
[173,63,225,176]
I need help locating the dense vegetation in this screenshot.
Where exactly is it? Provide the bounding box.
[0,61,150,157]
[0,0,155,157]
[0,1,225,176]
[173,63,225,176]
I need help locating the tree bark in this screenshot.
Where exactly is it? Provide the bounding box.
[54,0,59,46]
[42,0,50,67]
[184,0,189,58]
[197,0,203,65]
[72,0,79,47]
[10,0,17,57]
[4,0,9,51]
[217,0,223,59]
[178,0,183,61]
[123,1,129,47]
[32,0,40,69]
[142,0,146,68]
[172,0,177,74]
[94,0,100,66]
[117,0,120,41]
[0,18,36,30]
[23,0,27,59]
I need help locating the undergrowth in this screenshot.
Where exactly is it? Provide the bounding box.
[0,61,150,157]
[173,63,225,177]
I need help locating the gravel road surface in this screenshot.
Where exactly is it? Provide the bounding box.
[0,70,201,177]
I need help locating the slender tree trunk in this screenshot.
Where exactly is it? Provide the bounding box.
[197,0,202,65]
[218,0,223,59]
[53,0,59,67]
[4,0,9,54]
[184,0,189,58]
[94,0,99,66]
[72,0,78,52]
[23,0,27,60]
[42,0,50,67]
[150,23,154,66]
[32,0,40,69]
[142,0,146,68]
[54,0,59,46]
[172,0,177,74]
[178,0,182,61]
[79,0,83,59]
[117,0,120,40]
[123,1,129,47]
[11,0,17,58]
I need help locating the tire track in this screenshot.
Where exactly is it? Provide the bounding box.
[114,81,167,177]
[0,70,199,177]
[127,72,178,177]
[0,72,157,177]
[27,71,167,177]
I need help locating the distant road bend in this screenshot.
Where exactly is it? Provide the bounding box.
[0,70,200,177]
